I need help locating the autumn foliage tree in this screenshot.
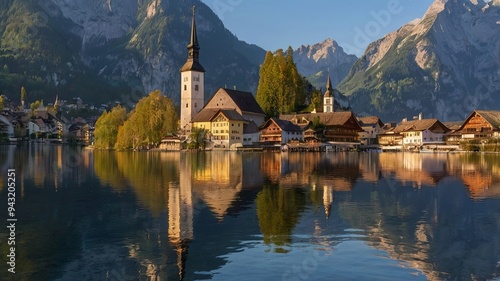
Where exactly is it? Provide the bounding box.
[94,105,127,149]
[256,47,307,118]
[115,90,179,150]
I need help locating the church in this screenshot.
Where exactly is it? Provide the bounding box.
[179,7,265,149]
[177,7,361,150]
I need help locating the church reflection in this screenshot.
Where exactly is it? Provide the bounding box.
[2,146,500,280]
[168,154,193,280]
[90,151,500,280]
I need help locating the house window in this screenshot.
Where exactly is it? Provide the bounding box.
[195,85,199,91]
[184,85,187,91]
[186,103,188,108]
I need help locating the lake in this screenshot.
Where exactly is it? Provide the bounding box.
[1,145,500,281]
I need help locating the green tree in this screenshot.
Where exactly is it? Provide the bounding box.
[94,105,127,149]
[256,184,307,252]
[256,51,275,117]
[115,90,179,150]
[308,89,323,112]
[29,100,43,116]
[256,47,308,118]
[188,127,208,150]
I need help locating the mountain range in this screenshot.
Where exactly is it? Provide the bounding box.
[338,0,500,121]
[293,38,358,90]
[0,0,265,105]
[0,0,499,122]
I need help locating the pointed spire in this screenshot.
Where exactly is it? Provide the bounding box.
[187,6,199,53]
[324,69,333,97]
[180,5,205,72]
[326,69,333,91]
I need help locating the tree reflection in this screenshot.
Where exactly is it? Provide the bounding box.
[93,150,128,191]
[256,184,307,252]
[95,152,180,216]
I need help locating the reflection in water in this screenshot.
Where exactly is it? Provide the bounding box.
[1,146,500,280]
[190,152,243,220]
[256,184,307,253]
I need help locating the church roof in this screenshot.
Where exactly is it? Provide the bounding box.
[191,108,246,123]
[180,61,205,72]
[212,88,265,115]
[324,72,334,98]
[180,6,205,73]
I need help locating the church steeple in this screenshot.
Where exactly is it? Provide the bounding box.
[181,6,205,73]
[180,6,205,133]
[325,70,333,97]
[323,70,334,113]
[188,6,199,60]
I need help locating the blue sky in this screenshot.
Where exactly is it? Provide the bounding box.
[200,0,435,56]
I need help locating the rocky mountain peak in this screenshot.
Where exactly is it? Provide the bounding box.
[0,0,265,106]
[338,0,500,121]
[293,39,357,89]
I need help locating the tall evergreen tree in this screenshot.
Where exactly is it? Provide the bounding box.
[256,51,275,117]
[256,47,308,118]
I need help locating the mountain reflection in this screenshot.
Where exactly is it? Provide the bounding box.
[1,146,500,280]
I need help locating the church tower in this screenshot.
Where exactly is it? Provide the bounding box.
[180,6,205,133]
[323,71,334,113]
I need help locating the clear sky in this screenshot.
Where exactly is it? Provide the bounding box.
[200,0,435,56]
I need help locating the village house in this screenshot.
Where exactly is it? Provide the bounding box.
[281,111,363,147]
[0,113,14,140]
[190,88,266,148]
[260,117,303,145]
[394,118,450,148]
[459,110,500,140]
[443,121,464,145]
[203,88,266,128]
[377,129,404,146]
[0,111,30,141]
[242,121,260,146]
[33,106,69,138]
[357,116,384,145]
[159,135,182,151]
[192,108,248,149]
[67,117,91,143]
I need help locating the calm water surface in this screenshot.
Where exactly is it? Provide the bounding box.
[1,145,500,281]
